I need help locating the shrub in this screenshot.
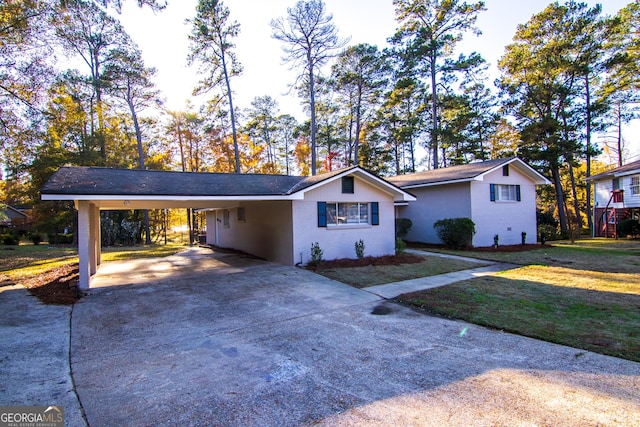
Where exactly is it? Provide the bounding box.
[1,233,19,245]
[617,219,640,238]
[47,233,74,244]
[537,224,561,242]
[355,239,365,259]
[493,234,499,247]
[395,218,413,239]
[433,218,476,249]
[395,237,407,254]
[537,209,558,227]
[29,233,42,245]
[309,242,323,265]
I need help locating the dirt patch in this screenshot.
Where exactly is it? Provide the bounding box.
[23,263,81,305]
[307,253,425,270]
[409,242,551,253]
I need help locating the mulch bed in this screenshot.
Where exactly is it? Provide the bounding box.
[22,263,82,305]
[307,252,425,269]
[409,243,551,253]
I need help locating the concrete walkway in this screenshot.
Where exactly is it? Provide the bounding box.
[365,249,517,299]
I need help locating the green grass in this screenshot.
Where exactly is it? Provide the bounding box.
[412,238,640,273]
[314,255,487,288]
[399,239,640,361]
[0,242,185,283]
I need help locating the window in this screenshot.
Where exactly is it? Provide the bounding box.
[342,176,354,194]
[237,207,246,222]
[223,209,230,228]
[317,201,379,227]
[327,202,368,225]
[490,184,521,202]
[613,178,621,190]
[631,176,640,195]
[502,165,509,176]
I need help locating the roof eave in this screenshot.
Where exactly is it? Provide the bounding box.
[41,194,303,202]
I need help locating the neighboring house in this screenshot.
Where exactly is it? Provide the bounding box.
[0,205,31,231]
[41,165,415,289]
[387,157,551,247]
[586,159,640,238]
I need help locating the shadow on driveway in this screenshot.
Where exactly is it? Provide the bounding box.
[2,247,638,426]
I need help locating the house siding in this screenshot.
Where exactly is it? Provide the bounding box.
[621,174,640,208]
[292,176,396,264]
[396,183,471,245]
[594,179,615,208]
[211,201,294,265]
[470,168,538,246]
[395,163,541,247]
[593,174,640,209]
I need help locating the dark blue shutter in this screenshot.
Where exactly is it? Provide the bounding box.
[516,185,521,201]
[371,202,379,226]
[317,202,327,227]
[490,184,496,202]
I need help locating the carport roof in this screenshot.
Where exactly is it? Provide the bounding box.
[41,166,305,197]
[41,165,416,202]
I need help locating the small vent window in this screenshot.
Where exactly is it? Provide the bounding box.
[502,165,509,176]
[342,176,354,194]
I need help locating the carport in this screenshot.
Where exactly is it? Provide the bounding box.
[41,166,415,289]
[40,167,307,290]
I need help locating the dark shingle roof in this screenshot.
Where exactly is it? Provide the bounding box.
[287,166,358,194]
[41,167,307,196]
[387,158,514,188]
[587,159,640,181]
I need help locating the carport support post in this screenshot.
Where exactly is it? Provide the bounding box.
[77,200,98,290]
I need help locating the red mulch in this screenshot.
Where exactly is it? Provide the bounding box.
[308,252,425,269]
[23,263,82,305]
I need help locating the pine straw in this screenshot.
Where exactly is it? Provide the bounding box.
[22,263,81,305]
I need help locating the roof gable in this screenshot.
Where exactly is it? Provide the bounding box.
[387,157,550,188]
[586,159,640,181]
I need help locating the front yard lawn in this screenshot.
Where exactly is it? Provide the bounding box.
[310,252,488,288]
[399,239,640,362]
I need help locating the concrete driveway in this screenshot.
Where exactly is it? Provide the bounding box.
[1,247,639,426]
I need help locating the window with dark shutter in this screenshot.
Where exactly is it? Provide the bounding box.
[342,176,354,194]
[317,202,327,227]
[371,202,379,225]
[491,184,521,202]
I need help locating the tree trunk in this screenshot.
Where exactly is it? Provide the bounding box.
[127,92,151,245]
[567,161,583,231]
[92,52,106,163]
[584,75,593,232]
[551,164,568,234]
[430,50,439,169]
[308,52,317,176]
[221,53,240,174]
[353,87,363,166]
[616,102,623,167]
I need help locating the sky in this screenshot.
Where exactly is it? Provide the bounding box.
[116,0,638,159]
